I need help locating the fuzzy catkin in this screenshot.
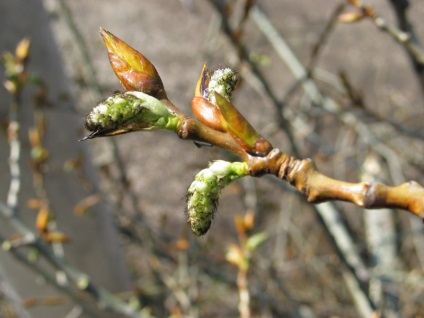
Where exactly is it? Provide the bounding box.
[208,68,238,105]
[83,91,179,139]
[186,161,248,236]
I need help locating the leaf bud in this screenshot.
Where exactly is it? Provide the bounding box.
[214,92,273,156]
[100,28,166,98]
[191,64,227,132]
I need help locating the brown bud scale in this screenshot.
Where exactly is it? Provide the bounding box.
[191,96,227,132]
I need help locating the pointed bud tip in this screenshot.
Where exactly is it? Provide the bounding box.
[214,92,272,156]
[99,28,166,97]
[195,63,210,98]
[99,27,119,52]
[99,27,112,38]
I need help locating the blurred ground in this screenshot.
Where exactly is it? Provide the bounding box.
[2,0,424,317]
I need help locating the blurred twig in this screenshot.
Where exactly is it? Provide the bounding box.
[55,0,158,243]
[207,0,300,156]
[362,153,399,318]
[1,38,149,318]
[307,4,345,73]
[345,0,424,94]
[52,4,205,316]
[0,230,99,318]
[208,2,377,315]
[0,261,31,318]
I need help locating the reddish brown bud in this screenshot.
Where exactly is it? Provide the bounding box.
[214,92,272,156]
[191,64,227,132]
[191,96,227,132]
[100,28,166,99]
[253,138,273,157]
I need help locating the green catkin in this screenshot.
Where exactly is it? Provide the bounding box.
[208,68,238,106]
[83,91,180,139]
[186,161,248,236]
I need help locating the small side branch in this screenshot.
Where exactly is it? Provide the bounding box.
[347,0,424,93]
[6,73,23,218]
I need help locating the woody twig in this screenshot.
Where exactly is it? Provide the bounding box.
[83,29,424,237]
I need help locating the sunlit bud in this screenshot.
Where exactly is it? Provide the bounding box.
[186,161,248,236]
[43,231,70,243]
[15,38,31,61]
[192,95,227,133]
[214,92,273,156]
[3,80,17,94]
[191,65,238,133]
[100,28,166,98]
[192,64,227,132]
[243,210,255,231]
[338,12,365,23]
[36,207,50,233]
[235,215,247,234]
[225,244,243,267]
[82,91,181,140]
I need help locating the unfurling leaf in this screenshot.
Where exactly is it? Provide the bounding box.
[246,232,268,252]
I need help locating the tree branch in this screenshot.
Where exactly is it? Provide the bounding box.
[247,149,424,218]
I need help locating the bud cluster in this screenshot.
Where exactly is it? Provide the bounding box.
[186,160,248,236]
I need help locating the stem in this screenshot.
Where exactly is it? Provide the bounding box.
[0,233,99,318]
[248,149,424,218]
[6,92,21,219]
[237,269,250,318]
[177,117,248,160]
[178,115,424,218]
